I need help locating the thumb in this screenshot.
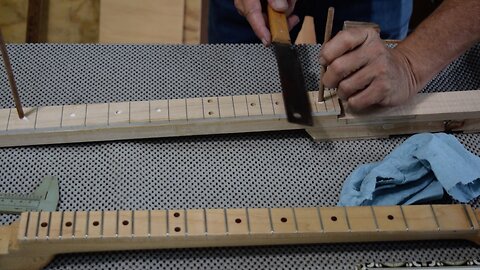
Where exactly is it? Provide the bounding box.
[267,0,288,11]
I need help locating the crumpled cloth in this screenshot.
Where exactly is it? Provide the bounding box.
[338,133,480,206]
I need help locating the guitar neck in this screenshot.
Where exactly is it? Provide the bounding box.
[2,205,480,270]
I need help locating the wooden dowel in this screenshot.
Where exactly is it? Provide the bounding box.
[0,28,24,119]
[318,7,335,102]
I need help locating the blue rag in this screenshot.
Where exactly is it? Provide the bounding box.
[338,133,480,206]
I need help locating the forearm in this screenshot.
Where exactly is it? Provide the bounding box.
[396,0,480,94]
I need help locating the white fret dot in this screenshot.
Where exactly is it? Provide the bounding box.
[155,108,162,113]
[69,113,76,118]
[115,110,122,115]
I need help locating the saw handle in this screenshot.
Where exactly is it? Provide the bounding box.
[267,6,291,44]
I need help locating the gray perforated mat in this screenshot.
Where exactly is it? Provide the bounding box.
[0,43,479,269]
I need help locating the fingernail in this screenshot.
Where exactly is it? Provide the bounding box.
[272,0,288,10]
[319,56,326,66]
[261,38,269,47]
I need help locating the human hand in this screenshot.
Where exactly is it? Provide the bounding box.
[319,28,419,111]
[234,0,300,46]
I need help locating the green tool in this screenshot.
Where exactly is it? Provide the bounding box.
[0,176,59,214]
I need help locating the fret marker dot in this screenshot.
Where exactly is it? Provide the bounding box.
[274,101,279,105]
[207,99,213,103]
[235,218,242,224]
[115,110,122,115]
[65,221,72,227]
[69,113,76,118]
[387,215,394,220]
[280,217,287,223]
[41,222,48,227]
[156,108,162,113]
[93,221,99,226]
[122,220,129,226]
[250,103,256,107]
[208,111,214,115]
[331,216,337,222]
[174,227,181,232]
[173,212,180,218]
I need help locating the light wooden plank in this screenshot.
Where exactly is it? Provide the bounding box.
[294,207,321,233]
[248,208,271,234]
[168,209,185,236]
[319,207,349,233]
[25,212,39,240]
[0,108,11,131]
[60,211,75,238]
[205,209,227,236]
[61,104,86,128]
[48,211,63,239]
[150,100,169,122]
[373,206,407,232]
[36,212,51,239]
[169,99,187,121]
[102,211,117,238]
[308,91,319,113]
[7,107,37,131]
[99,0,185,44]
[232,95,248,117]
[86,103,108,127]
[218,96,235,118]
[270,208,296,234]
[130,101,150,124]
[133,210,149,237]
[35,106,62,129]
[401,205,438,232]
[73,211,87,239]
[108,102,130,125]
[118,211,133,237]
[87,211,103,239]
[258,94,274,116]
[226,208,249,235]
[432,204,472,231]
[150,210,167,237]
[186,98,204,120]
[246,95,262,116]
[185,209,205,236]
[271,93,286,115]
[203,97,220,119]
[345,207,377,232]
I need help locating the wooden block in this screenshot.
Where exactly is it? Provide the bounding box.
[0,109,10,131]
[294,207,322,233]
[226,208,249,235]
[150,100,169,122]
[319,207,349,233]
[37,211,51,239]
[168,209,186,236]
[7,107,37,131]
[373,206,407,232]
[186,98,204,120]
[258,94,274,116]
[36,106,62,129]
[87,211,103,238]
[345,206,377,232]
[205,208,227,236]
[150,210,167,237]
[203,97,220,119]
[130,101,150,124]
[133,210,150,237]
[60,211,75,238]
[185,209,206,236]
[401,205,438,232]
[432,204,472,231]
[102,211,117,238]
[324,89,338,113]
[232,95,248,117]
[270,208,296,233]
[86,103,108,127]
[17,212,29,240]
[246,95,262,116]
[48,211,63,239]
[218,96,235,118]
[271,93,286,115]
[109,102,130,125]
[118,210,133,237]
[307,91,319,113]
[248,208,271,234]
[26,212,39,240]
[169,99,187,121]
[61,104,86,128]
[73,211,88,238]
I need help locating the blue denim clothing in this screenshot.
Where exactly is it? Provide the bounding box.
[208,0,413,44]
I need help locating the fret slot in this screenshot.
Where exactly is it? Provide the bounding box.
[86,103,108,127]
[149,100,169,122]
[205,209,227,236]
[246,95,262,116]
[150,210,167,237]
[108,102,130,125]
[218,96,235,118]
[270,208,296,234]
[168,209,185,236]
[345,206,377,232]
[401,205,438,231]
[232,95,248,117]
[373,206,407,232]
[87,211,103,238]
[319,207,349,232]
[61,104,86,128]
[7,107,37,131]
[35,106,62,129]
[118,210,133,237]
[186,98,205,120]
[102,211,117,238]
[130,101,150,124]
[226,208,249,235]
[60,211,75,238]
[133,210,149,237]
[203,97,220,119]
[73,211,88,238]
[294,207,322,233]
[258,94,274,116]
[271,93,286,115]
[37,211,51,239]
[169,99,187,121]
[247,208,271,234]
[0,108,10,131]
[185,209,206,236]
[432,205,472,231]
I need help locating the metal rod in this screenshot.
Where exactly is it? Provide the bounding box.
[318,7,335,102]
[0,28,24,119]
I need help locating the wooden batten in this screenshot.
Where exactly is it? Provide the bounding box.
[1,205,480,270]
[0,90,479,147]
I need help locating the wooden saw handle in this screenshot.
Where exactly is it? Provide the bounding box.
[267,6,291,44]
